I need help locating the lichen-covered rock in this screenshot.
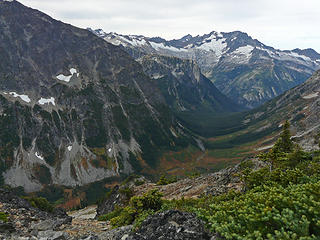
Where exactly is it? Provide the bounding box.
[0,221,15,234]
[127,210,212,240]
[96,186,127,218]
[0,188,72,239]
[97,225,133,240]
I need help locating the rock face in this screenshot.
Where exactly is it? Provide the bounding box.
[96,185,127,217]
[0,0,192,191]
[138,55,242,113]
[127,210,213,240]
[90,29,320,108]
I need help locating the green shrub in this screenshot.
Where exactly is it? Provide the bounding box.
[0,212,8,222]
[121,174,140,186]
[105,189,163,228]
[195,182,320,239]
[24,196,54,212]
[98,206,123,222]
[134,179,145,186]
[119,187,134,200]
[157,174,177,185]
[130,189,163,212]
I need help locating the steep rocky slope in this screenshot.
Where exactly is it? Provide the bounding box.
[240,70,320,150]
[138,55,242,114]
[0,0,193,192]
[90,29,320,108]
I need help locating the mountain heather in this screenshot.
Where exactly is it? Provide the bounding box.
[90,29,320,108]
[0,0,197,192]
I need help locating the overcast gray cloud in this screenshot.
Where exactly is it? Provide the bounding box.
[19,0,320,52]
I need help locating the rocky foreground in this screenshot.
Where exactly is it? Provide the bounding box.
[0,160,266,239]
[0,194,215,240]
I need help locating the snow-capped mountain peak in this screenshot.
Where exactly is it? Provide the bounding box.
[89,28,320,108]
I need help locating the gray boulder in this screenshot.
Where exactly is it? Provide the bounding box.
[127,210,212,240]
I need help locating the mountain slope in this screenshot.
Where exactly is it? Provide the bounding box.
[238,69,320,150]
[138,55,241,113]
[0,0,193,192]
[90,29,320,108]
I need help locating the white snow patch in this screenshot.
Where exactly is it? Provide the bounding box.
[56,74,72,82]
[256,47,315,66]
[38,97,55,106]
[151,73,164,79]
[108,35,147,48]
[130,38,147,47]
[150,42,187,52]
[289,52,312,62]
[302,92,319,99]
[108,148,112,153]
[184,44,194,49]
[216,32,223,38]
[7,92,31,103]
[56,68,79,82]
[67,146,72,151]
[104,36,123,46]
[35,152,44,160]
[233,45,254,56]
[69,68,77,75]
[197,37,227,57]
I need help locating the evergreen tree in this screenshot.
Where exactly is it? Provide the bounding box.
[273,120,294,153]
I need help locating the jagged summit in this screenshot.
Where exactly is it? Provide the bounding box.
[90,28,320,108]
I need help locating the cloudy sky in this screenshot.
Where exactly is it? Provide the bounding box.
[19,0,320,52]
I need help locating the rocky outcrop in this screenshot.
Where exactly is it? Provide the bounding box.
[97,176,150,217]
[127,210,214,240]
[96,185,128,217]
[0,188,72,239]
[132,158,268,200]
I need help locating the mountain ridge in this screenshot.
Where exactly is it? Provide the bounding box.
[0,0,196,192]
[90,28,320,108]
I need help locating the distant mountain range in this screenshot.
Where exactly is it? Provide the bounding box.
[89,28,320,108]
